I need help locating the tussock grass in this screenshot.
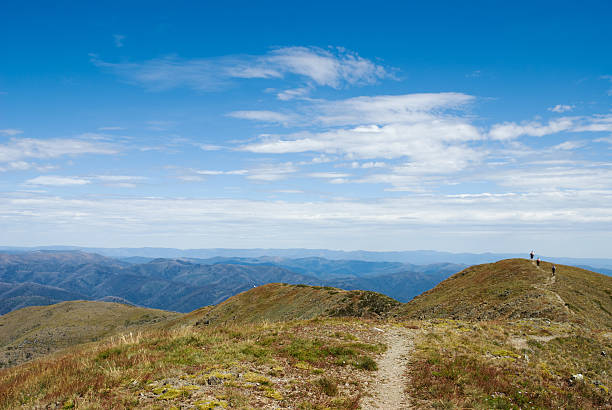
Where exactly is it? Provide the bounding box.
[408,319,611,408]
[0,318,385,409]
[396,259,612,329]
[0,301,180,368]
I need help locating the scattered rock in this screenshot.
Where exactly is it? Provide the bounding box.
[569,373,584,384]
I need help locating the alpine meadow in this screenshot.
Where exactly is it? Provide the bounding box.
[1,2,611,409]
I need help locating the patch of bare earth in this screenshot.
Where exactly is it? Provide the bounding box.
[361,326,416,409]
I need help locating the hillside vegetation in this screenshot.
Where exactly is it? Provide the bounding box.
[1,258,611,408]
[397,258,612,329]
[190,283,401,325]
[0,251,458,313]
[0,301,181,368]
[0,317,389,409]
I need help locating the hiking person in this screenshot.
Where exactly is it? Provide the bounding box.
[536,258,540,266]
[530,250,535,260]
[552,265,556,275]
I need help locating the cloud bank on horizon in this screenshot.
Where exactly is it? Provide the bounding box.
[1,2,611,257]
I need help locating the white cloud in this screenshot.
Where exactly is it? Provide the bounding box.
[238,92,482,179]
[98,126,125,131]
[276,87,310,101]
[92,46,390,92]
[572,114,612,132]
[3,191,611,238]
[548,104,574,113]
[194,169,248,176]
[315,93,475,126]
[595,137,612,144]
[228,110,294,123]
[489,118,574,140]
[308,172,351,178]
[243,121,481,162]
[491,164,612,191]
[25,175,91,186]
[0,138,117,163]
[0,129,23,136]
[246,163,297,181]
[554,140,586,150]
[0,161,57,173]
[197,144,223,151]
[265,46,389,88]
[360,161,387,168]
[180,165,293,182]
[95,175,146,182]
[489,114,612,141]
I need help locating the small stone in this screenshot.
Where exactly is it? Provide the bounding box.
[569,373,584,384]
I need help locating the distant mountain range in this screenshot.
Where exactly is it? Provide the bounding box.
[2,246,611,270]
[0,251,464,314]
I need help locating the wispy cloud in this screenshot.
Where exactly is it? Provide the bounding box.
[0,137,117,164]
[548,104,574,113]
[490,114,612,140]
[25,175,91,186]
[276,87,311,101]
[308,172,351,178]
[113,34,125,48]
[227,110,294,123]
[98,126,125,131]
[92,46,391,92]
[0,129,23,136]
[601,75,612,96]
[489,118,574,140]
[240,93,482,178]
[553,140,586,150]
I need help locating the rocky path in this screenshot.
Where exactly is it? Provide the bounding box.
[361,327,416,409]
[531,261,571,314]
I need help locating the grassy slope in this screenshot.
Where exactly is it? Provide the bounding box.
[0,317,388,409]
[0,301,182,368]
[1,261,611,408]
[396,259,612,329]
[408,319,611,408]
[193,283,401,325]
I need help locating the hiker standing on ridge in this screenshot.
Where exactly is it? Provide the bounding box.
[536,258,541,266]
[552,265,556,275]
[530,250,535,260]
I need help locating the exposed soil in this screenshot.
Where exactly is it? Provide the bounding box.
[361,326,416,409]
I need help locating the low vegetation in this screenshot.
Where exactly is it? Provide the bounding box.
[1,259,611,408]
[0,301,180,368]
[0,318,387,409]
[407,319,611,408]
[194,283,400,325]
[396,259,612,329]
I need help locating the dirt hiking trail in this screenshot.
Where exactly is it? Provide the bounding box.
[362,326,416,409]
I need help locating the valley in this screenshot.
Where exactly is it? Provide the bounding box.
[0,258,610,408]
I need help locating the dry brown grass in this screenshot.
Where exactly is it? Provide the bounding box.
[396,259,612,329]
[0,301,181,369]
[0,317,388,409]
[406,319,611,409]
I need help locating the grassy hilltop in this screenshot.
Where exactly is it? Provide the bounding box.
[0,301,181,368]
[396,258,612,328]
[0,258,610,409]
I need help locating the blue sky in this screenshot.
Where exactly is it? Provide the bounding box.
[1,1,611,256]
